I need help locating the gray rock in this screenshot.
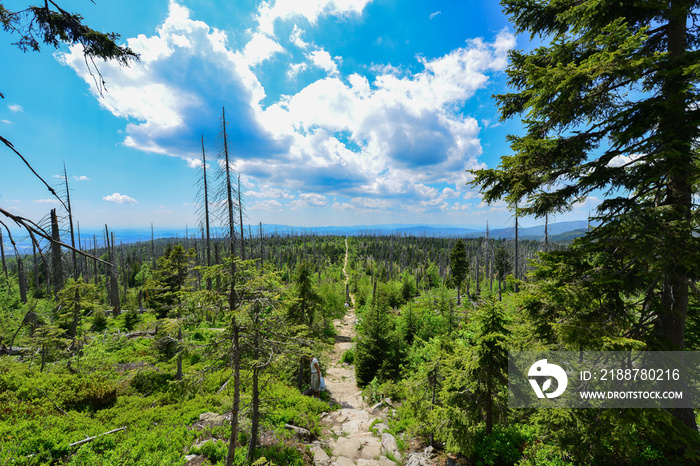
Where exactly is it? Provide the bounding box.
[285,423,312,440]
[381,433,400,458]
[405,454,433,466]
[335,457,355,466]
[311,445,331,465]
[333,437,363,459]
[198,412,227,427]
[369,401,384,413]
[371,423,390,434]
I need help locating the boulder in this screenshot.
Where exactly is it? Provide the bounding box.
[335,457,355,466]
[311,445,331,465]
[333,437,363,459]
[371,423,389,434]
[198,412,228,427]
[405,454,432,466]
[381,433,401,459]
[285,423,312,440]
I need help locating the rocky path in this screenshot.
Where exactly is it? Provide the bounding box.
[308,238,400,466]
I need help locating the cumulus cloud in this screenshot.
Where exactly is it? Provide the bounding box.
[607,153,644,168]
[307,49,339,75]
[73,175,91,181]
[287,62,308,79]
[103,193,138,204]
[59,1,515,216]
[59,0,287,161]
[250,199,283,211]
[289,24,309,48]
[256,0,373,36]
[290,192,328,209]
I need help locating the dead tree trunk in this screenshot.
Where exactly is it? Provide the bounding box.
[63,164,78,278]
[51,208,64,295]
[0,229,7,281]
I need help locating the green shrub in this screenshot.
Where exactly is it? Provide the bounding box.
[472,425,535,466]
[190,439,228,464]
[340,348,354,365]
[91,310,108,332]
[123,309,140,331]
[130,370,173,395]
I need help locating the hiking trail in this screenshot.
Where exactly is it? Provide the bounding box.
[307,237,400,466]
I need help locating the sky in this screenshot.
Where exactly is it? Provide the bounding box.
[0,0,600,236]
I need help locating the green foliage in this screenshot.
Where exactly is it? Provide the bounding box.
[339,348,354,365]
[130,370,173,396]
[122,309,140,332]
[190,439,228,463]
[144,245,194,318]
[450,239,468,298]
[472,425,535,466]
[91,310,108,332]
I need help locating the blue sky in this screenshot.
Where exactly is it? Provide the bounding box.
[0,0,600,236]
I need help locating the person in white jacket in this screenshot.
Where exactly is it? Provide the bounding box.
[310,355,322,398]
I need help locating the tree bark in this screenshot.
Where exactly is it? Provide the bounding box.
[51,208,64,295]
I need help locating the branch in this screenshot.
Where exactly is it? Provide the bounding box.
[68,427,126,448]
[0,135,67,210]
[0,207,111,266]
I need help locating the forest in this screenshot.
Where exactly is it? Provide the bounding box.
[3,0,700,465]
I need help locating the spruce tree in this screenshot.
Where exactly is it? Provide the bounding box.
[470,0,700,430]
[449,239,468,304]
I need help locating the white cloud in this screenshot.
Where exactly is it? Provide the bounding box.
[186,158,202,168]
[73,175,91,181]
[8,104,23,113]
[290,192,328,209]
[250,199,283,211]
[300,192,328,206]
[429,11,441,19]
[332,201,356,210]
[607,153,644,168]
[59,1,515,217]
[256,0,373,36]
[307,49,339,75]
[1,120,11,124]
[242,32,284,67]
[290,24,309,48]
[287,62,308,79]
[246,186,295,199]
[34,199,60,204]
[103,193,137,204]
[59,0,283,161]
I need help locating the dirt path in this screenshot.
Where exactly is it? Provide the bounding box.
[308,238,399,466]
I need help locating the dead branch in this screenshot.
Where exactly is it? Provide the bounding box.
[68,427,126,448]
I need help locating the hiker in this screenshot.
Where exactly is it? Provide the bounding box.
[310,355,323,398]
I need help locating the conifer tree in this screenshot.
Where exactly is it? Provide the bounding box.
[471,0,700,431]
[449,239,468,304]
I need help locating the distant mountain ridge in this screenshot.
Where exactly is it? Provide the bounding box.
[4,221,594,254]
[82,220,594,242]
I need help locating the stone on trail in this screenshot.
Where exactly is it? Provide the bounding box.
[335,457,355,466]
[285,423,312,440]
[311,445,331,465]
[369,401,384,413]
[333,437,363,459]
[381,432,401,459]
[371,422,389,434]
[404,454,433,466]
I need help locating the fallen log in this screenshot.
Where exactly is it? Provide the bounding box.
[69,427,126,448]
